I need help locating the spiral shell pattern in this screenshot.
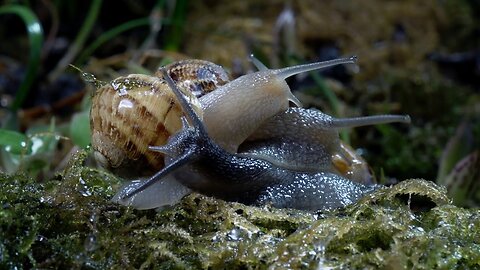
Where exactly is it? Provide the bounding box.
[90,60,230,178]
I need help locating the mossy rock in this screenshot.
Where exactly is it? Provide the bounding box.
[1,150,479,269]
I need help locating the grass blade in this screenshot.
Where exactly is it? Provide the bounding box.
[76,17,150,65]
[0,5,44,111]
[164,0,188,51]
[48,0,103,82]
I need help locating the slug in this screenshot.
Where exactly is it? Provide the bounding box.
[113,58,410,211]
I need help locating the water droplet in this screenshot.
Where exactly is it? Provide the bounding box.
[40,196,53,203]
[227,228,241,241]
[89,213,97,224]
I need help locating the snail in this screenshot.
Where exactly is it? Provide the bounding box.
[89,56,411,210]
[114,68,409,210]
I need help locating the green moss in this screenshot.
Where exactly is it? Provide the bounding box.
[0,150,478,268]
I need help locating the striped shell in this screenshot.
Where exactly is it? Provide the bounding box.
[90,60,229,178]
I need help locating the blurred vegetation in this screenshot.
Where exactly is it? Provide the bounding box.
[0,0,479,268]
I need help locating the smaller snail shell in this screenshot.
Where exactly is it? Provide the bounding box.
[90,60,229,178]
[160,59,230,98]
[332,142,372,184]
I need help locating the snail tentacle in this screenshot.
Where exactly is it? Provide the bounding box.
[273,55,357,80]
[162,68,206,132]
[330,114,411,129]
[121,150,197,199]
[249,54,269,71]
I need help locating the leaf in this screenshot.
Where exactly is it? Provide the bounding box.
[443,151,480,206]
[1,119,61,175]
[70,111,91,148]
[0,129,28,155]
[437,121,474,186]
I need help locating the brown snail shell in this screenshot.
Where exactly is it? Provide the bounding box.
[332,141,373,184]
[90,60,229,178]
[159,59,230,97]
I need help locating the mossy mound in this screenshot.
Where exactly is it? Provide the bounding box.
[1,150,479,269]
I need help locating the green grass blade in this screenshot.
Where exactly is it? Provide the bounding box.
[76,17,150,65]
[437,121,474,185]
[0,5,44,111]
[48,0,102,82]
[164,0,188,51]
[308,72,350,144]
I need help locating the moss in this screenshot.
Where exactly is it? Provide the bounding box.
[270,180,478,269]
[0,150,478,268]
